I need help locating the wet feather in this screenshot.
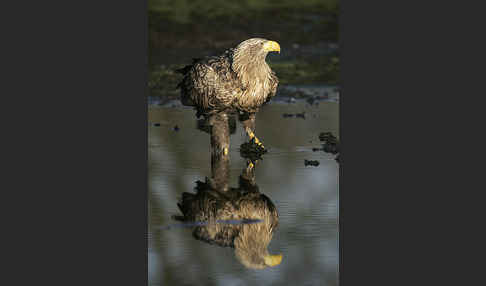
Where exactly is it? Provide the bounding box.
[176,38,279,117]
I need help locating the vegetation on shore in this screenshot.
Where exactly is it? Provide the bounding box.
[149,54,339,98]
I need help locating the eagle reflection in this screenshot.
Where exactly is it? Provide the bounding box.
[173,113,282,269]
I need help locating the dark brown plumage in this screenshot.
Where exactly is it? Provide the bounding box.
[176,38,280,149]
[176,38,280,117]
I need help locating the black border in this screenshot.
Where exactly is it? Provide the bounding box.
[5,0,148,285]
[5,0,476,285]
[340,0,477,284]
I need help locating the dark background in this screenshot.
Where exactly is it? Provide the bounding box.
[3,0,483,285]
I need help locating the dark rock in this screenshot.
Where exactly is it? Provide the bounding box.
[306,96,316,105]
[282,113,294,118]
[319,132,336,142]
[240,138,268,162]
[318,131,341,160]
[154,123,161,127]
[304,159,320,167]
[293,91,305,98]
[174,125,180,131]
[296,112,306,119]
[323,143,339,154]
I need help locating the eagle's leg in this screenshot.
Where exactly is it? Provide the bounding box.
[245,127,264,147]
[209,112,230,156]
[245,159,259,172]
[241,113,265,149]
[240,159,257,190]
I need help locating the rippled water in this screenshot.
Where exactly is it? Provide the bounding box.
[148,97,339,286]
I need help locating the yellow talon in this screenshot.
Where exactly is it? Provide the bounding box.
[246,160,256,173]
[223,147,229,155]
[245,127,265,148]
[246,129,256,139]
[254,137,265,149]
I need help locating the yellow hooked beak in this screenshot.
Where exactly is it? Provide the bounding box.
[263,41,281,53]
[264,254,283,267]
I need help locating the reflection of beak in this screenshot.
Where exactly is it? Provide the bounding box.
[264,254,283,267]
[263,41,281,54]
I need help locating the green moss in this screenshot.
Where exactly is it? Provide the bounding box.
[148,0,338,23]
[269,56,339,85]
[148,65,183,97]
[148,0,339,52]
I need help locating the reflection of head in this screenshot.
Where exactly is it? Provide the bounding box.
[234,215,283,269]
[174,178,282,269]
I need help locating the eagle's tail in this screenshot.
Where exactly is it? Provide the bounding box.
[176,59,201,107]
[175,58,201,75]
[175,65,191,75]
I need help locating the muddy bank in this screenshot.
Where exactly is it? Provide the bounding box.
[148,83,339,108]
[149,58,339,100]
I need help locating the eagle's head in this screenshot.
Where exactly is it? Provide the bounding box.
[232,38,281,89]
[234,38,280,59]
[234,38,280,62]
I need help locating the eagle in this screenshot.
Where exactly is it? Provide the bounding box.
[176,38,281,151]
[172,115,282,269]
[173,163,282,269]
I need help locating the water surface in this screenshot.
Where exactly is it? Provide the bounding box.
[149,99,339,286]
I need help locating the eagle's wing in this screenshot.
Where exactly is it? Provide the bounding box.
[178,55,243,115]
[264,71,279,104]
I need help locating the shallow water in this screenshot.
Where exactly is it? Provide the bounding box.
[148,99,339,286]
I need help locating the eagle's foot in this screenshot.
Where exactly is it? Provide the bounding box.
[223,147,229,156]
[252,137,265,149]
[245,127,265,149]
